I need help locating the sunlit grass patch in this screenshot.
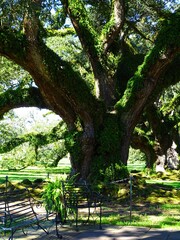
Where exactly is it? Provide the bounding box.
[146,180,180,189]
[101,212,180,229]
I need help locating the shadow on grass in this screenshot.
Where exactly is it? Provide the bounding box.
[101,178,180,229]
[102,201,180,229]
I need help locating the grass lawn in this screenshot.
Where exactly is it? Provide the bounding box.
[0,166,71,184]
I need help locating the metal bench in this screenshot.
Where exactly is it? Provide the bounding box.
[0,187,50,240]
[62,181,103,231]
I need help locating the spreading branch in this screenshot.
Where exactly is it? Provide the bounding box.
[126,20,154,43]
[115,13,180,131]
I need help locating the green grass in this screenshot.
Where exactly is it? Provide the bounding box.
[146,180,180,189]
[0,166,71,184]
[101,201,180,229]
[101,169,180,229]
[162,204,180,210]
[127,163,146,172]
[102,213,180,229]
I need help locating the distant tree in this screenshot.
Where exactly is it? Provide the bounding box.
[0,109,67,169]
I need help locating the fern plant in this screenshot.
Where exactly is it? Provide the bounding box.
[42,176,67,222]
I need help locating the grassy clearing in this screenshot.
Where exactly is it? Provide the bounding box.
[102,194,180,229]
[128,163,146,172]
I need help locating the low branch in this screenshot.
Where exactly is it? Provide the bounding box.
[0,86,48,119]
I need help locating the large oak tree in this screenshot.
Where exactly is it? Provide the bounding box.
[0,0,179,180]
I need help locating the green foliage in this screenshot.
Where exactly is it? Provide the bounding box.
[0,143,35,169]
[160,82,180,123]
[0,57,31,93]
[128,147,146,165]
[38,141,67,167]
[42,176,66,220]
[0,109,66,168]
[85,0,111,31]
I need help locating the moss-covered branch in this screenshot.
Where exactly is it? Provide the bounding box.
[0,87,47,119]
[62,0,113,103]
[64,0,100,62]
[0,28,101,125]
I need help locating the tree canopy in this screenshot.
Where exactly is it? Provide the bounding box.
[0,0,179,181]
